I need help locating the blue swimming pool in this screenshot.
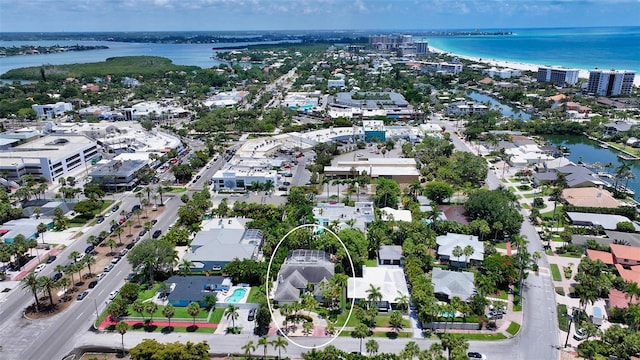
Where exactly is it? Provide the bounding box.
[225,288,247,303]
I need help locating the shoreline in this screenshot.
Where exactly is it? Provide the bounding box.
[429,46,640,88]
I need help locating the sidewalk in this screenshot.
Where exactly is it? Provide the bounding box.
[98,315,218,330]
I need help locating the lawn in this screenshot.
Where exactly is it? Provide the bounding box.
[491,291,508,300]
[335,313,361,327]
[550,264,562,282]
[164,187,187,193]
[138,283,161,301]
[126,304,210,320]
[364,259,377,267]
[106,323,217,334]
[513,304,522,312]
[447,333,507,340]
[521,193,535,198]
[246,287,262,303]
[374,314,410,328]
[557,304,569,331]
[339,331,412,338]
[506,322,521,336]
[209,308,224,323]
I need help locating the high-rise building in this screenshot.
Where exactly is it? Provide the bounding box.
[415,40,429,55]
[368,34,413,51]
[587,69,635,96]
[536,66,580,86]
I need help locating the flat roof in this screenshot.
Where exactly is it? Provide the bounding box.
[0,134,95,165]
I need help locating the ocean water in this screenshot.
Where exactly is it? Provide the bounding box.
[426,26,640,73]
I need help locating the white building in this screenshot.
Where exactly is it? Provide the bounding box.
[203,90,248,108]
[211,158,278,191]
[0,134,98,181]
[483,67,522,79]
[327,79,346,88]
[420,62,464,75]
[446,101,489,115]
[31,102,73,119]
[536,66,580,86]
[587,69,635,96]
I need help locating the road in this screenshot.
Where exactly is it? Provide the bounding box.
[437,119,560,360]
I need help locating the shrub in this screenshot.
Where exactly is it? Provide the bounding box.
[533,197,544,208]
[286,314,313,323]
[616,221,636,233]
[563,266,573,279]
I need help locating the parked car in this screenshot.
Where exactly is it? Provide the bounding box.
[111,256,121,264]
[84,245,94,254]
[152,230,162,239]
[75,254,86,263]
[96,273,106,281]
[574,328,587,341]
[51,272,62,281]
[34,264,46,273]
[46,255,57,264]
[88,280,98,289]
[248,308,256,321]
[467,352,487,359]
[111,205,119,213]
[110,224,118,232]
[126,242,135,249]
[104,264,114,272]
[212,265,222,271]
[108,290,119,300]
[77,290,89,301]
[96,216,105,224]
[131,204,140,212]
[118,217,126,225]
[139,229,147,237]
[119,248,128,256]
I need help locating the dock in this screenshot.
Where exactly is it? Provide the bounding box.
[584,133,640,161]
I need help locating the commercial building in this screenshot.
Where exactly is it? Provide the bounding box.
[88,159,147,191]
[362,120,386,142]
[415,40,429,55]
[587,69,635,96]
[0,134,98,182]
[420,62,464,75]
[536,66,580,86]
[446,101,489,116]
[210,158,278,191]
[324,158,420,185]
[31,102,73,119]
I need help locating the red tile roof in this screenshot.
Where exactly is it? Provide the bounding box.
[608,288,639,309]
[615,264,640,283]
[611,244,640,262]
[586,249,614,265]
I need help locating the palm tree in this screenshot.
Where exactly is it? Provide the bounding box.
[113,226,124,246]
[84,256,96,277]
[263,179,275,195]
[146,302,158,325]
[403,341,420,359]
[242,340,256,359]
[624,281,640,304]
[271,336,288,359]
[279,303,292,331]
[69,250,81,263]
[353,323,370,354]
[57,276,71,294]
[394,291,410,314]
[22,273,41,311]
[115,321,129,355]
[187,301,201,326]
[452,245,463,268]
[37,276,58,308]
[105,238,117,255]
[409,180,422,200]
[463,245,475,268]
[258,336,270,358]
[37,223,47,244]
[365,339,379,356]
[366,284,382,310]
[133,300,146,321]
[156,186,165,206]
[225,304,239,330]
[125,219,134,236]
[178,259,194,276]
[64,263,77,287]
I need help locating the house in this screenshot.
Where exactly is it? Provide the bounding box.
[586,249,615,265]
[380,207,413,222]
[607,288,639,310]
[164,275,231,307]
[561,188,619,208]
[313,202,375,233]
[567,212,640,231]
[611,244,640,267]
[431,268,476,302]
[273,250,335,304]
[378,245,404,266]
[183,218,263,271]
[586,244,640,290]
[347,266,410,311]
[604,121,632,136]
[436,233,484,267]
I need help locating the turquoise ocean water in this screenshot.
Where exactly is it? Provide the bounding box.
[425,26,640,73]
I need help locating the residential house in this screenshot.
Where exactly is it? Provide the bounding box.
[183,218,263,271]
[561,188,619,208]
[379,207,413,222]
[604,121,632,136]
[347,266,410,311]
[436,233,484,267]
[164,275,231,307]
[567,212,640,231]
[273,250,335,304]
[378,245,404,266]
[431,268,476,302]
[313,202,375,233]
[533,165,605,188]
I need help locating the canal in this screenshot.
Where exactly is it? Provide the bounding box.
[544,135,640,200]
[467,91,531,120]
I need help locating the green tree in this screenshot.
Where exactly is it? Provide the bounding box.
[146,302,158,324]
[390,310,404,333]
[133,300,146,321]
[225,304,240,330]
[424,181,454,204]
[22,273,40,311]
[258,336,270,358]
[162,304,176,327]
[187,301,201,326]
[116,321,129,355]
[374,178,401,209]
[365,339,379,356]
[271,336,288,359]
[242,340,256,359]
[353,323,370,354]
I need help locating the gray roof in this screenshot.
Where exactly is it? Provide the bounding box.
[431,268,476,302]
[436,233,484,263]
[164,275,225,304]
[379,245,403,261]
[556,165,604,188]
[89,159,147,178]
[185,227,262,264]
[274,250,335,303]
[334,91,408,109]
[313,202,374,233]
[604,121,632,132]
[274,281,301,303]
[567,212,640,231]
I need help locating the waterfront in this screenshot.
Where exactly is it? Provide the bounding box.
[467,91,531,120]
[544,135,640,200]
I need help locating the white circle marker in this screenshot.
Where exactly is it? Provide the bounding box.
[265,224,356,349]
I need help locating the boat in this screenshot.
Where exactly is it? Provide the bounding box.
[597,172,614,179]
[600,143,609,149]
[618,154,638,161]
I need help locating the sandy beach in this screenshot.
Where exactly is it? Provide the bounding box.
[429,46,640,87]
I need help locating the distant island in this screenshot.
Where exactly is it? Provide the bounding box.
[0,44,109,57]
[0,30,512,45]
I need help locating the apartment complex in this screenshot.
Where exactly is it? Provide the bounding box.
[368,34,428,56]
[587,69,635,96]
[31,102,73,119]
[536,66,580,86]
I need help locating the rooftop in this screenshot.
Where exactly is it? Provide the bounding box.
[347,266,409,303]
[0,134,95,165]
[562,188,619,208]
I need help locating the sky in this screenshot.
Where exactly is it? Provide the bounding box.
[0,0,639,32]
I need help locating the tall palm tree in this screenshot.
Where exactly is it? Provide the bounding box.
[38,276,58,308]
[366,284,382,310]
[21,273,41,311]
[146,302,158,325]
[84,256,96,277]
[113,226,124,246]
[258,336,270,358]
[271,336,288,359]
[394,291,410,314]
[452,245,463,268]
[624,281,640,304]
[242,340,256,359]
[365,339,379,356]
[178,259,194,276]
[115,321,129,355]
[224,304,239,329]
[463,245,475,268]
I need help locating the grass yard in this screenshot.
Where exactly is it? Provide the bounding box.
[448,333,507,340]
[335,313,361,327]
[557,304,569,331]
[106,323,217,334]
[506,322,521,336]
[209,308,224,323]
[513,304,522,312]
[522,193,535,198]
[364,259,378,267]
[246,287,262,303]
[126,304,210,320]
[374,314,411,328]
[138,283,161,301]
[550,264,562,282]
[491,291,509,300]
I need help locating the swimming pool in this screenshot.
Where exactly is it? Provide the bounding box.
[225,288,247,303]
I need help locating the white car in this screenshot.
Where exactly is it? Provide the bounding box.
[108,290,119,300]
[95,273,106,281]
[574,328,587,341]
[34,264,46,273]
